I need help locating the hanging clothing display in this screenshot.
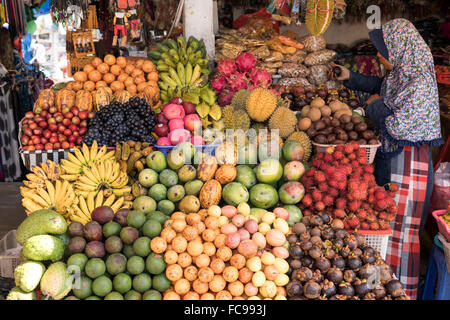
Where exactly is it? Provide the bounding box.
[0,81,22,181]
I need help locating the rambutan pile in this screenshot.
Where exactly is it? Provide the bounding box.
[300,142,399,231]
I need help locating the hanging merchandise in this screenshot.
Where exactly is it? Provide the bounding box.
[66,5,82,30]
[112,6,128,48]
[50,0,89,24]
[127,0,140,41]
[305,0,334,36]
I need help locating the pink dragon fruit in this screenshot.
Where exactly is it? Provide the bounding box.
[217,59,237,77]
[249,68,272,88]
[227,72,249,92]
[210,76,227,94]
[236,53,257,73]
[218,89,235,107]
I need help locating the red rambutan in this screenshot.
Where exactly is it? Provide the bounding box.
[335,145,344,153]
[323,195,334,206]
[389,183,399,192]
[386,213,396,222]
[348,200,361,212]
[351,141,360,151]
[358,156,368,165]
[323,153,333,163]
[318,182,329,193]
[306,167,316,177]
[340,158,350,165]
[375,190,386,200]
[312,189,323,202]
[347,215,361,229]
[328,188,339,197]
[370,222,380,231]
[334,209,346,219]
[333,151,344,160]
[358,148,366,157]
[303,209,313,217]
[328,179,338,188]
[363,165,375,174]
[356,210,368,220]
[378,211,388,221]
[344,144,354,154]
[301,194,313,207]
[379,220,390,230]
[315,201,325,211]
[366,214,377,223]
[387,191,397,198]
[314,171,327,183]
[335,198,347,209]
[312,159,323,168]
[361,222,370,230]
[325,166,336,176]
[348,180,360,191]
[337,180,347,191]
[348,153,357,161]
[388,205,398,214]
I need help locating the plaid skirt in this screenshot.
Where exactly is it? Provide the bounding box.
[386,145,433,299]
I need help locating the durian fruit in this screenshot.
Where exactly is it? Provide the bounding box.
[251,122,267,134]
[231,89,251,110]
[268,107,297,139]
[246,88,277,122]
[287,131,312,162]
[305,0,335,36]
[223,105,250,131]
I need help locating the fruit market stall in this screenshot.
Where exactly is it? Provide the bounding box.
[2,0,449,302]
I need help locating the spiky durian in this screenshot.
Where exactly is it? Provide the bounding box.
[268,107,297,139]
[231,89,251,110]
[223,105,251,131]
[287,131,312,162]
[246,88,277,122]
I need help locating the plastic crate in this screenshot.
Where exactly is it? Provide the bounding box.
[311,141,381,164]
[0,231,22,279]
[433,210,450,243]
[155,144,218,157]
[357,229,392,260]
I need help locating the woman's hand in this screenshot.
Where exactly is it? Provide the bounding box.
[330,62,350,81]
[366,94,382,105]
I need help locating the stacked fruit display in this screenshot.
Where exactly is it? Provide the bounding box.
[211,53,273,107]
[113,141,154,179]
[82,98,157,147]
[286,215,409,300]
[64,206,169,300]
[20,142,132,223]
[300,142,398,231]
[69,55,160,110]
[21,97,91,151]
[149,36,211,104]
[154,99,207,146]
[158,205,291,300]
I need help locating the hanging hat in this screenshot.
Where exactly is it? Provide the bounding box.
[369,29,389,61]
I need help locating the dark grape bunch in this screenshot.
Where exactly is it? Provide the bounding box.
[83,98,156,146]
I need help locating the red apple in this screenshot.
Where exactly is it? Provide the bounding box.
[41,103,50,110]
[22,118,30,125]
[26,145,36,151]
[183,102,196,115]
[48,123,58,132]
[34,115,44,123]
[40,137,48,145]
[23,128,33,137]
[21,136,29,146]
[64,129,72,136]
[51,132,58,137]
[58,125,66,133]
[35,144,44,150]
[78,110,88,120]
[87,112,95,119]
[72,116,80,125]
[39,121,48,129]
[43,130,51,139]
[154,123,169,137]
[53,142,61,149]
[44,143,53,150]
[54,114,64,123]
[62,118,71,127]
[79,127,87,135]
[29,122,38,130]
[184,114,202,131]
[69,142,75,148]
[58,135,67,143]
[49,136,58,144]
[170,97,183,105]
[33,127,43,136]
[62,141,70,149]
[76,137,83,145]
[45,113,52,120]
[80,120,87,128]
[49,106,58,114]
[156,113,169,125]
[61,107,70,114]
[70,106,80,116]
[68,135,77,143]
[69,124,78,132]
[73,131,80,137]
[25,111,34,119]
[40,110,49,117]
[34,107,42,115]
[48,117,56,124]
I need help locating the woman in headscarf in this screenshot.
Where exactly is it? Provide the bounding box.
[333,18,443,299]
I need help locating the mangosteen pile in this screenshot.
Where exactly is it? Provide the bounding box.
[286,214,410,300]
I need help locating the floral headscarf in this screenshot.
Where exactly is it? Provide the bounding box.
[379,19,443,154]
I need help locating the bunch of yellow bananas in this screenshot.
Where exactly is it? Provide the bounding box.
[21,161,78,218]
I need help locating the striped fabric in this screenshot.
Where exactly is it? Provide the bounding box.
[386,145,432,299]
[19,149,73,171]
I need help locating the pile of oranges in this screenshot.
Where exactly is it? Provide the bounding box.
[68,54,159,97]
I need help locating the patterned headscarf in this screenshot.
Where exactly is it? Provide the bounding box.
[379,19,442,154]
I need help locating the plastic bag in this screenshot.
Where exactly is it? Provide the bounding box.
[301,35,327,52]
[233,8,280,34]
[305,49,337,66]
[430,162,450,212]
[283,50,307,64]
[308,65,329,85]
[278,63,310,78]
[278,77,312,87]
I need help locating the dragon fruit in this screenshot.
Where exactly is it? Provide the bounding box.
[249,68,272,88]
[210,76,227,94]
[227,72,249,92]
[236,53,257,73]
[218,89,235,107]
[217,59,237,77]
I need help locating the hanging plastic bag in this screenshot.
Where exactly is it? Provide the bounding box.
[430,162,450,212]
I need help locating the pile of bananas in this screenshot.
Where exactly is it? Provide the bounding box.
[21,160,78,220]
[114,141,153,178]
[149,36,215,105]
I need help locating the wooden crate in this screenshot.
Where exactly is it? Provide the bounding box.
[67,54,95,77]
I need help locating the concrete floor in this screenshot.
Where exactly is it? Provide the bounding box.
[0,183,26,239]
